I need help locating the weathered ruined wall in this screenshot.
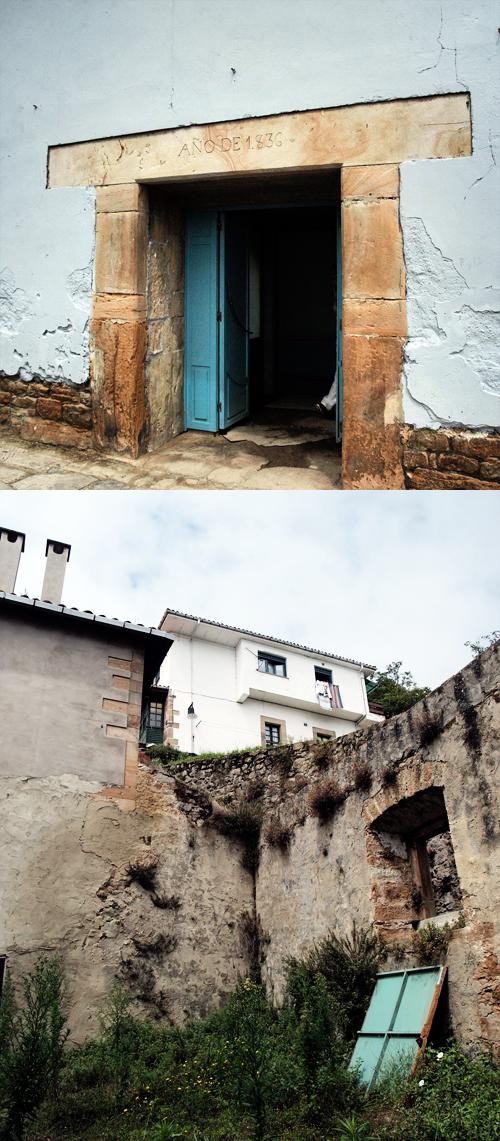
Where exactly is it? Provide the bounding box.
[0,1,498,435]
[2,645,498,1048]
[0,770,253,1041]
[171,642,500,1048]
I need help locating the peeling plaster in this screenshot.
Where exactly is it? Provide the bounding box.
[0,1,498,424]
[0,269,34,336]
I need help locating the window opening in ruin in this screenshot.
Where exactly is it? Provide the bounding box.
[265,722,281,747]
[369,789,462,931]
[258,652,287,677]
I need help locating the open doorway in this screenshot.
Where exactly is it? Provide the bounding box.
[180,170,342,445]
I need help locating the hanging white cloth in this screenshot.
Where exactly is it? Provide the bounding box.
[320,369,337,412]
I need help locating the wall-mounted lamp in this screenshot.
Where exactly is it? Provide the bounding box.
[187,702,196,717]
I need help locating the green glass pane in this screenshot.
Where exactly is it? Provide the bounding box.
[350,1036,384,1085]
[393,969,442,1034]
[361,973,404,1033]
[379,1036,419,1077]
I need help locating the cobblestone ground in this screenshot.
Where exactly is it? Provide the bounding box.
[0,410,341,490]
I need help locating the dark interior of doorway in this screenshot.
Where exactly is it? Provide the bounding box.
[240,205,337,412]
[174,168,341,434]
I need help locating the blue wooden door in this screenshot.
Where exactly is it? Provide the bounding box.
[336,208,343,444]
[184,210,219,432]
[219,213,250,429]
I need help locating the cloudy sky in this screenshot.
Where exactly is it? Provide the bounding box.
[1,490,498,688]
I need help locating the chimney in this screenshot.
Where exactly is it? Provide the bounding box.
[41,538,71,605]
[0,527,25,593]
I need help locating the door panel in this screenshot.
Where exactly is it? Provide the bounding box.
[184,210,219,431]
[336,208,343,444]
[219,213,250,429]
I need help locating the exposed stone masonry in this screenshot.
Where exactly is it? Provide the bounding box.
[403,426,500,489]
[0,374,93,449]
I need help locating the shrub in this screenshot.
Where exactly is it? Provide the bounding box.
[392,1044,500,1141]
[308,779,346,823]
[146,743,182,766]
[312,741,332,770]
[382,765,398,787]
[210,802,261,841]
[286,923,386,1043]
[265,818,292,851]
[127,858,158,892]
[152,893,181,910]
[274,744,295,776]
[412,918,463,965]
[245,778,265,802]
[0,954,68,1139]
[211,802,262,873]
[98,984,140,1104]
[419,712,444,747]
[353,763,372,793]
[132,933,177,958]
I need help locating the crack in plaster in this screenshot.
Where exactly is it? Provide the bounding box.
[418,6,445,76]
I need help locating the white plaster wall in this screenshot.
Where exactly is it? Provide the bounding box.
[161,633,368,753]
[1,0,498,422]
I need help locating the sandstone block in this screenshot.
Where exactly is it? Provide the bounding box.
[0,391,11,405]
[343,199,405,300]
[37,396,62,420]
[451,434,500,460]
[90,317,146,456]
[62,404,93,429]
[405,469,499,490]
[95,210,147,295]
[479,459,500,481]
[12,395,37,410]
[342,335,405,488]
[19,418,92,450]
[341,164,399,199]
[409,428,450,453]
[48,94,471,188]
[403,448,428,469]
[343,298,407,337]
[96,183,147,213]
[437,453,479,475]
[93,293,147,320]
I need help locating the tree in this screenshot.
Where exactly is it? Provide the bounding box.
[367,661,430,718]
[0,955,68,1139]
[464,631,499,658]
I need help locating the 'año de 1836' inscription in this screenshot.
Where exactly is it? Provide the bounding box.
[178,131,283,158]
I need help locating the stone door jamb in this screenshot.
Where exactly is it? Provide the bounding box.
[48,93,472,488]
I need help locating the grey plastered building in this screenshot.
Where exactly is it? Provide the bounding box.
[0,527,172,800]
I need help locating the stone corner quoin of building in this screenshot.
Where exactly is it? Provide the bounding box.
[0,638,498,1049]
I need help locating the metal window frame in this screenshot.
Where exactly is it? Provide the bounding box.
[257,651,287,677]
[350,965,447,1089]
